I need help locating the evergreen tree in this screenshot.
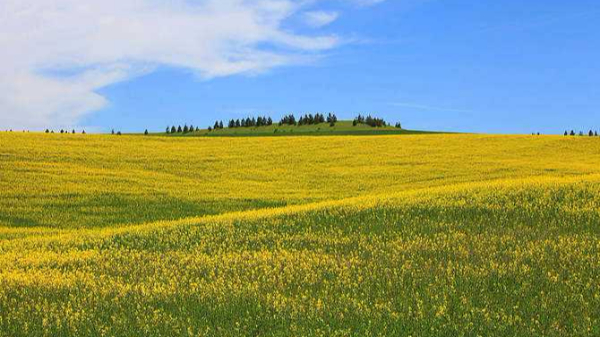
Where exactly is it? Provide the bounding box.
[214,121,219,130]
[144,129,149,135]
[177,125,182,133]
[570,130,575,136]
[353,119,358,126]
[82,130,86,134]
[111,129,115,135]
[208,126,212,131]
[72,129,76,134]
[117,131,122,135]
[183,125,189,133]
[189,124,194,132]
[267,117,273,126]
[590,130,594,137]
[171,126,177,133]
[236,119,241,128]
[219,121,224,129]
[395,122,402,129]
[228,119,235,128]
[564,130,568,136]
[45,129,49,133]
[166,126,170,134]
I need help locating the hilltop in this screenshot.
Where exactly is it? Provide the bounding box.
[161,120,438,137]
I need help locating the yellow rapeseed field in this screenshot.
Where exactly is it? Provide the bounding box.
[1,132,600,335]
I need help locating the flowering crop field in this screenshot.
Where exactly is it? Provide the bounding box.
[1,133,600,336]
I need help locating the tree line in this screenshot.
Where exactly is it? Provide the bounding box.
[45,129,86,134]
[228,116,273,129]
[353,114,390,128]
[564,130,599,137]
[166,124,200,134]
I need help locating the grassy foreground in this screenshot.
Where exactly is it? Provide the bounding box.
[1,133,600,335]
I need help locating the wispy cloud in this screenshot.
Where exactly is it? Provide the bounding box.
[303,11,339,28]
[0,0,346,130]
[388,102,475,114]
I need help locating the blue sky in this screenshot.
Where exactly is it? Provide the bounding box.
[2,0,599,133]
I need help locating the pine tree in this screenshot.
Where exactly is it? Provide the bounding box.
[589,130,594,137]
[183,125,189,133]
[111,129,115,135]
[166,126,170,134]
[45,129,50,133]
[208,126,212,131]
[144,129,149,135]
[171,126,177,133]
[353,119,358,126]
[267,117,273,126]
[564,131,568,136]
[177,125,182,133]
[82,130,86,134]
[236,119,241,128]
[117,131,122,135]
[72,129,76,134]
[570,130,575,136]
[219,121,224,129]
[189,124,194,132]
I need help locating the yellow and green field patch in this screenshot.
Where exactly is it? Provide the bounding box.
[1,133,599,335]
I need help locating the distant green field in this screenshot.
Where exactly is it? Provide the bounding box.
[161,121,439,137]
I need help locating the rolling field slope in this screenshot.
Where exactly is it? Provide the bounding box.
[1,133,600,335]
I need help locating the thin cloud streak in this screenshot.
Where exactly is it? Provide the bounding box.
[388,102,476,114]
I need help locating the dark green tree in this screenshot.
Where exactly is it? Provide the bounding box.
[144,129,149,135]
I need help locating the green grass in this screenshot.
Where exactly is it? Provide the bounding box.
[160,121,440,137]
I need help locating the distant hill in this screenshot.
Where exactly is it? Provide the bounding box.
[162,121,440,137]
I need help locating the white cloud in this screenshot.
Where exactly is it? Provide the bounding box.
[0,0,341,129]
[303,11,339,28]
